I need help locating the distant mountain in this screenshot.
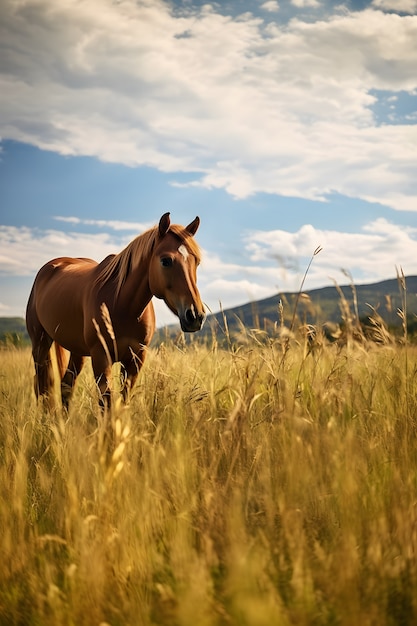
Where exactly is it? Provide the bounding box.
[204,275,417,336]
[0,317,29,345]
[2,275,417,346]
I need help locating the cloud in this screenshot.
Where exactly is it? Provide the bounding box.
[244,218,417,288]
[53,216,152,231]
[0,302,13,315]
[0,225,127,276]
[0,0,416,211]
[372,0,417,14]
[261,1,280,11]
[291,0,320,7]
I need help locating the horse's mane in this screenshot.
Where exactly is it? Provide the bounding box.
[94,223,201,299]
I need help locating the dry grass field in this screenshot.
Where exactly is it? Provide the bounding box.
[1,309,417,625]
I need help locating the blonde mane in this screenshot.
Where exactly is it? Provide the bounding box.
[94,223,202,300]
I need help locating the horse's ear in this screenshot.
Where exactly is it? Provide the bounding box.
[185,216,200,236]
[159,212,171,237]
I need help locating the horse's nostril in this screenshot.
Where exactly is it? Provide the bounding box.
[185,307,196,324]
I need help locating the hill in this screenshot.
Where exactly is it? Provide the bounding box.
[205,275,417,335]
[2,275,417,346]
[0,317,29,345]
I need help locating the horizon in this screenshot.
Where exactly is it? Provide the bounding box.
[2,272,416,326]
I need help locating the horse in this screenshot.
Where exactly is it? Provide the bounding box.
[26,213,205,410]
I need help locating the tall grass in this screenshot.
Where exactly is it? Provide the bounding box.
[1,318,417,625]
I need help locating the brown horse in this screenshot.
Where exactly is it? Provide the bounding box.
[26,213,205,409]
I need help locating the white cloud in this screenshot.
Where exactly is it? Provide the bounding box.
[53,216,152,231]
[291,0,320,8]
[0,0,416,212]
[244,219,417,289]
[261,1,280,12]
[0,225,127,276]
[372,0,417,14]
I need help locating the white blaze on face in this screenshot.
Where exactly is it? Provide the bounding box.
[178,244,189,261]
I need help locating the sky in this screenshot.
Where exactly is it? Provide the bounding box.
[1,0,417,328]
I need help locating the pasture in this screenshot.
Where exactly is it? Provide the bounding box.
[1,320,417,625]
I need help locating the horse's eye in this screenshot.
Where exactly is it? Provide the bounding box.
[161,257,173,268]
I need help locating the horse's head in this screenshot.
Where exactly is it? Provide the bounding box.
[149,213,205,332]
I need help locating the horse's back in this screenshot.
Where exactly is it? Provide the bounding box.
[30,257,97,301]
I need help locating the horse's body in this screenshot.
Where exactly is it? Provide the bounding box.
[26,213,205,409]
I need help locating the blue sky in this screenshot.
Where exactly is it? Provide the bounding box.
[1,0,417,327]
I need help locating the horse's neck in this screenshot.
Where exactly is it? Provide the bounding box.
[118,257,153,317]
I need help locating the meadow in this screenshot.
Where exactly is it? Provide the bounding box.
[1,305,417,625]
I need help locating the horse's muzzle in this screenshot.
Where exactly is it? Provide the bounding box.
[180,306,205,332]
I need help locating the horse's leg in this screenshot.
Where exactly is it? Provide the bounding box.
[120,347,148,404]
[32,331,54,409]
[60,352,85,409]
[91,348,112,411]
[90,348,115,458]
[26,286,55,409]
